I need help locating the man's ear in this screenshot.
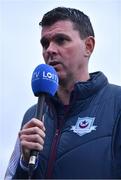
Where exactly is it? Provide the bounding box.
[84,36,95,57]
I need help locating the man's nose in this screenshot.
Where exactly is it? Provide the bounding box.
[46,42,58,55]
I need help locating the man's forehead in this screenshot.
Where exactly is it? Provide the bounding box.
[40,33,70,44]
[41,20,74,34]
[41,22,78,42]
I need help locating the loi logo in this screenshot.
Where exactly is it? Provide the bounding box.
[43,71,58,84]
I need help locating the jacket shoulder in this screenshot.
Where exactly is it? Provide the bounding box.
[108,83,121,93]
[107,83,121,113]
[106,83,121,99]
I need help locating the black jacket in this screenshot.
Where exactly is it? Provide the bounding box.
[6,72,121,179]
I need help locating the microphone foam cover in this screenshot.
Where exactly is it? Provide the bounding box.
[31,64,59,97]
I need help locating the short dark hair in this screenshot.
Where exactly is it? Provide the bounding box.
[39,7,95,39]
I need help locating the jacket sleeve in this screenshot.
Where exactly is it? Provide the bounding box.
[5,103,49,179]
[4,105,37,179]
[4,137,21,179]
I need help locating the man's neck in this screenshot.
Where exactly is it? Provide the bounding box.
[57,94,70,105]
[57,84,73,105]
[57,72,90,105]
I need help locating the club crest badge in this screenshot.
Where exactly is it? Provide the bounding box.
[71,117,97,136]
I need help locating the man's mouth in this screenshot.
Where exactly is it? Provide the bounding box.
[49,61,61,67]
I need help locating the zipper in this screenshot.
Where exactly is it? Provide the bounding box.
[45,128,61,178]
[44,100,69,179]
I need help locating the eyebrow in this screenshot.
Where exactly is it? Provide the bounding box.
[40,33,70,44]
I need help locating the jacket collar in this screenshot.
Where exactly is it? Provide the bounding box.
[46,71,108,117]
[51,71,108,105]
[71,71,108,102]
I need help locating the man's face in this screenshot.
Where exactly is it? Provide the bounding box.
[41,20,88,83]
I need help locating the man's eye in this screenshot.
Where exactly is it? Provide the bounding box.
[55,37,66,45]
[41,39,49,49]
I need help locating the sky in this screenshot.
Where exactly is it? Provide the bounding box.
[0,0,121,178]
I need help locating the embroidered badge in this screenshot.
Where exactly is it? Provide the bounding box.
[71,117,97,136]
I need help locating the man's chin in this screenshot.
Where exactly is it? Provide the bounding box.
[56,71,64,79]
[57,73,68,85]
[53,64,62,72]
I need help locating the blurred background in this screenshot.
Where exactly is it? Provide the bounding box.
[0,0,121,178]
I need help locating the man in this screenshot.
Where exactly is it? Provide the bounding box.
[5,7,121,179]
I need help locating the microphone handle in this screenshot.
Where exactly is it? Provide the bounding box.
[35,93,46,120]
[28,93,46,171]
